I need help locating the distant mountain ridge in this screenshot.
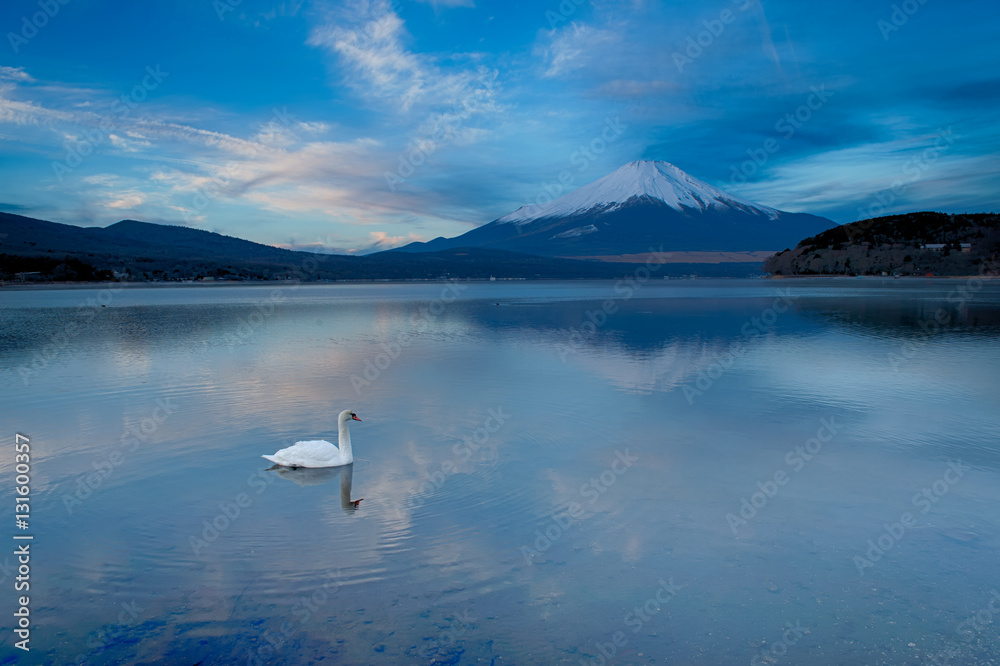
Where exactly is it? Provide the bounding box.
[396,161,838,257]
[1,211,720,281]
[0,214,304,263]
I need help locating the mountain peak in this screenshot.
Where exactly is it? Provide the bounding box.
[498,159,778,225]
[394,160,837,257]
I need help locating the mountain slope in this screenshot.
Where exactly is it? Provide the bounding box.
[397,160,837,257]
[2,212,705,281]
[764,212,1000,276]
[0,213,308,264]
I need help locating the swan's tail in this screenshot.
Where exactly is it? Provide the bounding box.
[262,454,281,464]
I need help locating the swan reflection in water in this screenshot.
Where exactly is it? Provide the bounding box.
[265,462,363,512]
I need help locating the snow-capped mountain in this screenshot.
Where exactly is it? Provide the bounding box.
[497,160,780,225]
[396,160,837,257]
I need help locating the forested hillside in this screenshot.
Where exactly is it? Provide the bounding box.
[764,212,1000,276]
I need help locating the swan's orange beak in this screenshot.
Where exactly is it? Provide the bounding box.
[352,414,362,421]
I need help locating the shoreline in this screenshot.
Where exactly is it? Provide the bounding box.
[768,274,1000,280]
[2,274,999,291]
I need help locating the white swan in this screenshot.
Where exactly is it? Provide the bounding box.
[262,409,361,468]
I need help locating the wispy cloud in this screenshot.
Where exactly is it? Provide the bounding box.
[728,133,995,219]
[540,22,619,78]
[310,9,427,111]
[366,229,424,250]
[0,93,75,126]
[106,193,146,209]
[0,66,34,83]
[308,1,497,118]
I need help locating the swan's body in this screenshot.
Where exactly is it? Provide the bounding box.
[263,410,361,468]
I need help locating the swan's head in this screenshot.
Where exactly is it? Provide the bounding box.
[339,409,362,422]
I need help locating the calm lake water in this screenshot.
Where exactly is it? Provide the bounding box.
[1,278,999,665]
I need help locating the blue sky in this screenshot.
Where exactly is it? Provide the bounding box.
[1,0,997,253]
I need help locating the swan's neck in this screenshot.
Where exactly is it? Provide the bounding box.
[337,419,354,462]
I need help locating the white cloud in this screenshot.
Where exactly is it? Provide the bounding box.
[107,194,145,209]
[295,120,331,134]
[109,133,152,152]
[0,66,34,83]
[540,22,619,78]
[366,230,424,250]
[309,7,427,111]
[0,94,74,126]
[0,74,275,160]
[308,1,498,118]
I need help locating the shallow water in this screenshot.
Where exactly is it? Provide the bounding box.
[1,278,999,665]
